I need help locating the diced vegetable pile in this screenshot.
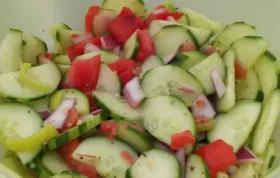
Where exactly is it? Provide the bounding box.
[0,0,279,178]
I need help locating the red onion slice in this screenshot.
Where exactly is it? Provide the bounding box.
[90,109,102,116]
[236,147,263,164]
[123,77,146,108]
[72,33,93,44]
[112,47,121,56]
[163,52,176,64]
[43,99,76,129]
[175,148,186,178]
[211,69,226,98]
[101,36,120,50]
[84,43,100,54]
[39,110,52,119]
[191,94,216,120]
[153,141,171,152]
[167,16,176,22]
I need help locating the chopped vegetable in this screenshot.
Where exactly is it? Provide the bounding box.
[234,60,247,80]
[211,69,226,98]
[192,94,216,120]
[236,147,262,164]
[123,77,146,108]
[59,107,80,133]
[196,119,216,132]
[171,130,195,150]
[72,33,93,44]
[84,6,100,33]
[99,121,118,139]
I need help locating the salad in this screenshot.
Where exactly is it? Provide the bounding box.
[0,0,279,178]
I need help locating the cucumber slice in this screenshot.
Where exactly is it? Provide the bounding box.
[72,137,138,178]
[235,68,264,101]
[114,120,153,153]
[172,51,207,70]
[49,89,89,115]
[263,165,280,178]
[96,64,121,94]
[56,28,82,51]
[262,140,276,174]
[216,172,229,178]
[32,158,53,178]
[75,50,119,64]
[50,171,87,178]
[47,113,103,150]
[0,61,61,102]
[127,149,181,178]
[53,54,71,65]
[231,163,255,178]
[185,154,210,178]
[231,36,268,69]
[0,29,23,74]
[22,37,48,66]
[177,14,190,25]
[102,0,147,17]
[216,49,235,112]
[49,24,71,54]
[179,8,221,34]
[141,65,204,106]
[207,100,261,152]
[153,25,199,59]
[139,55,163,78]
[189,52,226,95]
[0,103,43,164]
[0,163,25,178]
[93,91,143,122]
[142,95,196,145]
[27,97,49,112]
[42,151,69,174]
[252,89,280,154]
[57,64,70,75]
[254,51,280,100]
[213,22,257,53]
[124,31,139,59]
[187,26,212,46]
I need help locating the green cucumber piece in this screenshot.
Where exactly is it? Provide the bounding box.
[231,163,255,178]
[0,163,25,178]
[53,54,71,65]
[0,29,23,74]
[139,55,163,78]
[216,49,236,112]
[93,91,143,122]
[57,64,70,75]
[41,151,69,174]
[185,154,210,178]
[96,64,121,94]
[208,100,261,152]
[252,89,280,154]
[231,36,268,69]
[49,24,71,54]
[27,97,49,112]
[124,31,139,59]
[47,113,103,150]
[49,89,89,116]
[32,158,53,178]
[189,52,226,95]
[72,137,138,178]
[142,95,196,146]
[141,65,204,107]
[0,61,61,102]
[177,14,190,25]
[213,22,257,53]
[22,37,48,66]
[254,51,280,100]
[262,140,276,174]
[75,50,119,64]
[114,120,153,153]
[56,28,82,51]
[179,8,221,34]
[235,68,264,101]
[126,149,181,178]
[172,51,207,70]
[50,171,87,178]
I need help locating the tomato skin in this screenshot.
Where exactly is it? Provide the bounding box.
[120,151,134,165]
[119,7,144,30]
[234,60,247,80]
[99,121,118,139]
[179,42,196,53]
[66,55,101,91]
[195,139,237,178]
[171,130,195,150]
[135,30,155,63]
[144,11,183,28]
[59,106,79,133]
[58,139,81,170]
[77,163,98,178]
[84,90,99,112]
[84,6,100,33]
[108,59,137,86]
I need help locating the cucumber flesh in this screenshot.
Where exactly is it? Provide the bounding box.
[0,163,25,178]
[263,165,280,178]
[22,37,48,66]
[185,154,210,178]
[57,64,71,75]
[262,140,276,174]
[142,95,196,145]
[27,97,49,112]
[252,89,280,154]
[0,29,23,74]
[42,151,70,174]
[50,171,87,178]
[124,31,139,59]
[172,51,207,70]
[141,65,204,107]
[139,55,163,78]
[231,163,255,178]
[53,53,71,65]
[72,137,138,178]
[75,50,119,64]
[208,100,261,152]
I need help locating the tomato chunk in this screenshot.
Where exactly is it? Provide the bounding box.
[77,163,98,178]
[135,30,155,63]
[179,42,196,53]
[84,6,100,33]
[234,60,247,80]
[58,139,81,170]
[59,106,79,133]
[99,121,118,140]
[120,151,134,165]
[171,130,195,150]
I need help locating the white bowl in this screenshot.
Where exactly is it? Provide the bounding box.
[0,0,280,170]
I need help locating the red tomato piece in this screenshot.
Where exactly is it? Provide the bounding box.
[179,42,196,53]
[84,90,99,112]
[167,12,184,20]
[77,163,98,178]
[99,121,118,140]
[195,139,237,178]
[59,106,79,133]
[120,151,134,165]
[135,30,155,63]
[93,10,116,36]
[119,7,144,30]
[234,60,247,80]
[108,59,137,86]
[66,55,101,91]
[58,139,81,170]
[154,4,167,11]
[84,6,100,33]
[171,130,195,150]
[66,46,82,61]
